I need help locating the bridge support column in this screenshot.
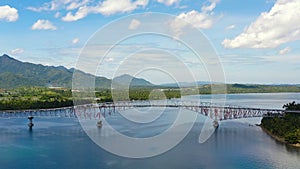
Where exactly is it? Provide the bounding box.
[97,120,102,128]
[28,116,34,130]
[213,120,219,129]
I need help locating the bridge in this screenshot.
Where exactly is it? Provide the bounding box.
[0,100,287,129]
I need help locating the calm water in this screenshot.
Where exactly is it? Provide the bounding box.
[1,93,300,169]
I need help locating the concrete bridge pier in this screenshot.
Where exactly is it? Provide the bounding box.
[28,116,34,130]
[97,120,102,128]
[213,120,219,129]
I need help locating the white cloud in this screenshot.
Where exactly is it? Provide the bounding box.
[30,0,148,22]
[225,24,235,30]
[222,0,300,49]
[62,6,90,21]
[0,5,19,22]
[157,0,179,6]
[62,0,148,22]
[27,0,64,12]
[27,0,88,12]
[170,0,220,37]
[54,12,60,18]
[72,38,80,44]
[128,19,141,30]
[66,0,89,10]
[10,48,24,55]
[176,10,214,29]
[95,0,148,16]
[31,20,57,30]
[201,0,219,12]
[278,47,291,55]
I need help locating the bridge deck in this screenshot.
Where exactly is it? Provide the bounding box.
[0,101,292,121]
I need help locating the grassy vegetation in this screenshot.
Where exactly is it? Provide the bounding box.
[261,102,300,144]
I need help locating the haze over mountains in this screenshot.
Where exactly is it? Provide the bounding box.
[0,54,153,89]
[1,54,299,90]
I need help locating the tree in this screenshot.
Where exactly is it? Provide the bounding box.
[283,101,300,110]
[261,102,300,144]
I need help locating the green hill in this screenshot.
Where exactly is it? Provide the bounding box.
[0,54,74,88]
[0,54,156,89]
[112,74,154,87]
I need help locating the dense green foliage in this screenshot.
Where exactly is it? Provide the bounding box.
[283,101,300,110]
[0,87,182,110]
[261,102,300,144]
[96,88,181,101]
[0,87,73,110]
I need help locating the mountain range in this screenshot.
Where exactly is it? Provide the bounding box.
[2,54,299,90]
[0,54,154,89]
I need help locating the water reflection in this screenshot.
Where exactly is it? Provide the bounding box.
[284,144,300,155]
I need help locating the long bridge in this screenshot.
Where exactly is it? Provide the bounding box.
[0,100,289,128]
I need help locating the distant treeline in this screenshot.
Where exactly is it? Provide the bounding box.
[0,87,73,110]
[0,87,182,111]
[201,84,300,94]
[1,85,300,111]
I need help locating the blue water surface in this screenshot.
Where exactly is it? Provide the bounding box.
[1,93,300,169]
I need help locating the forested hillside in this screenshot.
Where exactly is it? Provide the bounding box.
[261,102,300,144]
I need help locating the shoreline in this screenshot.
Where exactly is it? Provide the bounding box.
[259,124,300,148]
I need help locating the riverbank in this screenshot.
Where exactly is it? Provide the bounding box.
[259,124,300,148]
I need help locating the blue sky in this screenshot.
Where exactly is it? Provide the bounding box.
[0,0,299,84]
